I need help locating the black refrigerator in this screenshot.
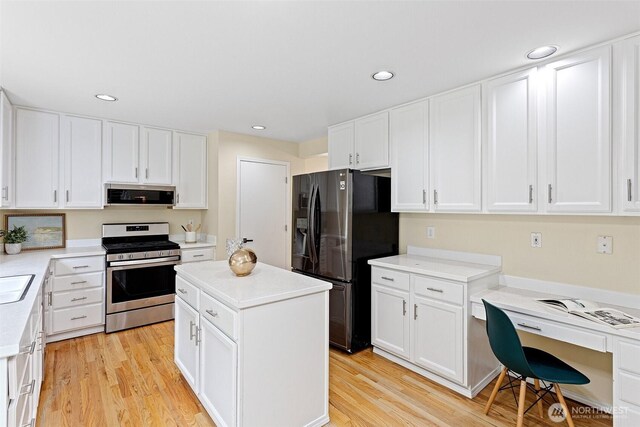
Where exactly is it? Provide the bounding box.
[291,169,398,353]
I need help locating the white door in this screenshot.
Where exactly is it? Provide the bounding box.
[354,111,389,170]
[237,158,289,269]
[103,121,139,183]
[371,285,410,359]
[0,90,13,207]
[15,108,60,208]
[62,115,103,208]
[390,100,429,211]
[141,127,172,185]
[174,297,199,392]
[413,296,463,384]
[174,131,207,208]
[429,85,482,212]
[543,45,611,213]
[484,69,538,212]
[619,35,640,213]
[328,121,355,170]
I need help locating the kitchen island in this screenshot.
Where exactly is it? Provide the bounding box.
[174,260,332,427]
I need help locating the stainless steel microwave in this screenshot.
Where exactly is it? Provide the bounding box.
[104,184,175,207]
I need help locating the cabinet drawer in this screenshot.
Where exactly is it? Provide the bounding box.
[619,340,640,375]
[181,248,214,263]
[53,271,103,292]
[52,287,103,309]
[51,303,103,333]
[619,370,640,407]
[371,267,410,291]
[176,276,199,310]
[414,276,463,305]
[54,256,104,276]
[200,292,237,340]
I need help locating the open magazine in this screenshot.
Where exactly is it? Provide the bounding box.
[536,298,640,329]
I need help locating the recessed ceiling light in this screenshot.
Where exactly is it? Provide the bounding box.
[252,125,266,130]
[526,45,558,60]
[372,71,394,81]
[95,94,118,101]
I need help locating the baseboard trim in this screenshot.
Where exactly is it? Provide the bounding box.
[46,325,105,343]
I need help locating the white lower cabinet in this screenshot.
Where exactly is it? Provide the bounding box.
[175,295,199,391]
[371,285,410,359]
[614,337,640,426]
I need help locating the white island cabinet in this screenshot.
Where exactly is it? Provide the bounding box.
[174,261,331,427]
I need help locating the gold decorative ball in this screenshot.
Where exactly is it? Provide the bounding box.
[228,248,257,276]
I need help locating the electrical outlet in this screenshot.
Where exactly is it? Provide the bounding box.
[597,236,613,254]
[427,226,435,239]
[531,232,542,248]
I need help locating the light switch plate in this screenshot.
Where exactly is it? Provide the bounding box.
[597,236,613,254]
[427,226,435,239]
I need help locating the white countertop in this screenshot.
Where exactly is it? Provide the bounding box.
[175,261,332,309]
[179,242,216,249]
[0,246,105,358]
[369,254,501,282]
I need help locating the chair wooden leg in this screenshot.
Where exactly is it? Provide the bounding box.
[534,378,544,418]
[484,367,508,415]
[554,384,575,427]
[516,379,528,427]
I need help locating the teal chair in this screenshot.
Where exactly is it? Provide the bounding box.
[482,300,589,427]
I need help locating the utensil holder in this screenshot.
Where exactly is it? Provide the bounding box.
[185,231,197,243]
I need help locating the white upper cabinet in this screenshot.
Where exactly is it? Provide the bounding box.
[429,85,482,212]
[328,121,355,170]
[15,108,60,208]
[141,126,172,185]
[328,111,389,171]
[173,131,207,209]
[542,46,611,213]
[103,121,139,184]
[390,101,429,211]
[618,35,640,213]
[484,68,538,212]
[61,116,103,208]
[0,90,13,207]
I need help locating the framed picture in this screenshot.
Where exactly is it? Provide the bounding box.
[4,213,66,250]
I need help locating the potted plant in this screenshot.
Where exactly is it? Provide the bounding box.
[3,225,28,255]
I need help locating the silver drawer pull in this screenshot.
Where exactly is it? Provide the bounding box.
[21,418,35,427]
[177,288,187,294]
[205,309,218,318]
[19,379,35,396]
[70,280,87,285]
[71,296,87,302]
[427,287,444,293]
[19,341,36,355]
[71,315,87,320]
[380,276,394,282]
[193,254,204,258]
[73,265,90,269]
[517,322,541,331]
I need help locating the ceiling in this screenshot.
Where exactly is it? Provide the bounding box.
[1,1,639,143]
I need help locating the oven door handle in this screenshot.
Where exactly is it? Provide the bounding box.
[107,256,181,268]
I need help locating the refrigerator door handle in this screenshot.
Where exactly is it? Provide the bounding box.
[308,183,318,264]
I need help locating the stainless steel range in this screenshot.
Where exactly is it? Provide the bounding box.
[102,222,180,333]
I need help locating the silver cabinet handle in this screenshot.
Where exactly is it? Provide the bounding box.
[71,296,87,302]
[380,276,394,282]
[414,304,418,320]
[135,167,138,178]
[19,379,35,396]
[195,326,201,346]
[628,179,633,202]
[427,287,443,293]
[70,281,87,285]
[433,189,438,205]
[423,189,426,204]
[20,341,36,355]
[205,309,218,318]
[146,168,149,179]
[53,189,57,203]
[21,418,35,427]
[2,186,7,200]
[348,153,353,165]
[73,265,89,269]
[528,185,533,204]
[66,190,69,202]
[517,322,542,331]
[177,193,180,204]
[193,254,204,258]
[548,184,552,204]
[48,291,52,306]
[71,315,87,321]
[402,299,406,316]
[356,152,360,164]
[189,320,196,340]
[177,288,187,294]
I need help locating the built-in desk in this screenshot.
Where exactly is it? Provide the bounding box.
[472,287,640,427]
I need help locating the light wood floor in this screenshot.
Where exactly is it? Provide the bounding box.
[37,321,612,426]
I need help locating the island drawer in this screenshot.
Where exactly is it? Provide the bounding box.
[51,303,103,333]
[176,276,199,309]
[200,292,237,340]
[181,247,214,263]
[52,287,103,309]
[372,267,410,291]
[619,339,640,375]
[54,256,104,276]
[414,276,463,305]
[53,271,103,292]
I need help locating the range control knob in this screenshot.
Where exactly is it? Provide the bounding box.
[128,254,134,259]
[118,254,124,260]
[159,251,165,257]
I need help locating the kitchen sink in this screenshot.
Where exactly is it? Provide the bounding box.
[0,274,35,304]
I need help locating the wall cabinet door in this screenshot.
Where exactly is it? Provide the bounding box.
[61,116,103,208]
[15,108,60,208]
[354,111,389,170]
[103,121,139,183]
[199,317,237,427]
[328,121,355,170]
[484,69,538,212]
[619,35,640,213]
[371,284,410,359]
[390,101,429,211]
[0,90,13,207]
[543,46,611,213]
[412,296,463,384]
[173,132,207,208]
[429,85,482,212]
[175,297,199,392]
[141,126,172,185]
